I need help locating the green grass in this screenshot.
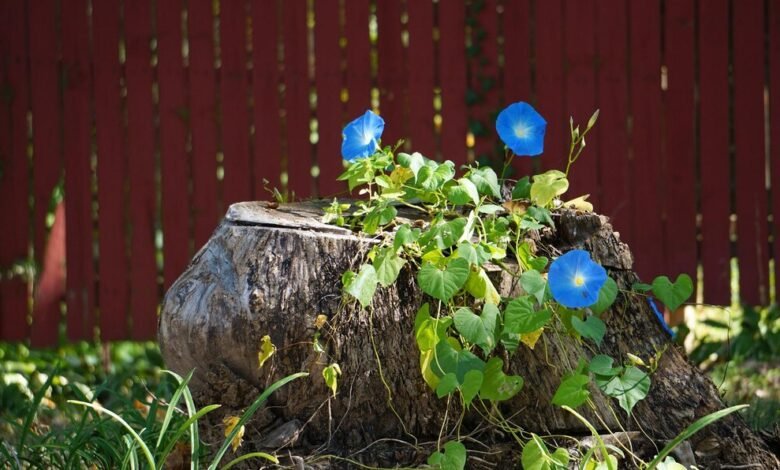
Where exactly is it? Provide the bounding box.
[0,341,306,469]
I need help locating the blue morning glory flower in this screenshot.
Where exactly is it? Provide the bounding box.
[648,297,676,339]
[341,110,384,161]
[548,249,607,308]
[495,101,547,156]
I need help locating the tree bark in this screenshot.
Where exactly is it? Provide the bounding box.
[158,201,779,468]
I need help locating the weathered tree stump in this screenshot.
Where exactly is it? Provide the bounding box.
[159,201,779,468]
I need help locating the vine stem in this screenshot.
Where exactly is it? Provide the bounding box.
[500,148,514,180]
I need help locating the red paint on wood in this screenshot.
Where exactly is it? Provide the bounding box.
[344,0,371,121]
[313,0,345,198]
[62,0,95,341]
[251,0,283,196]
[125,0,159,340]
[733,0,769,305]
[438,1,468,166]
[281,0,313,198]
[564,1,598,205]
[0,0,30,341]
[189,0,219,246]
[663,0,697,294]
[28,0,63,345]
[502,0,534,179]
[698,0,731,306]
[376,1,406,145]
[220,1,252,205]
[407,1,436,158]
[628,1,665,282]
[157,1,191,293]
[595,0,631,241]
[470,0,500,164]
[770,0,780,303]
[93,0,129,340]
[32,204,66,346]
[534,0,565,171]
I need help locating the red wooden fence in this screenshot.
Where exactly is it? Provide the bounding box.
[1,0,779,345]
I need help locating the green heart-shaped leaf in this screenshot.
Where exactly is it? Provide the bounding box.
[590,277,618,314]
[479,357,524,402]
[447,178,481,206]
[460,370,483,407]
[418,258,470,302]
[599,366,650,415]
[453,304,498,355]
[427,441,467,470]
[551,372,590,408]
[520,269,547,305]
[571,316,606,346]
[651,274,693,311]
[503,296,552,334]
[530,170,569,206]
[431,338,486,383]
[345,264,378,308]
[467,166,501,198]
[373,246,406,287]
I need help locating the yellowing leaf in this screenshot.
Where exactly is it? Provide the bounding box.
[563,194,593,212]
[223,416,245,452]
[502,199,529,215]
[315,314,328,329]
[626,353,647,367]
[323,363,342,397]
[390,166,414,185]
[419,349,440,389]
[258,335,276,369]
[520,328,544,349]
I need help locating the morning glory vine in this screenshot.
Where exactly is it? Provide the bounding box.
[322,101,693,469]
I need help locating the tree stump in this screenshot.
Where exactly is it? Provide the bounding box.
[158,201,779,468]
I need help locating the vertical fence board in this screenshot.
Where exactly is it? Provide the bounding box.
[251,0,283,196]
[628,1,665,281]
[595,0,630,239]
[502,0,534,178]
[28,0,62,346]
[282,0,313,198]
[314,0,344,197]
[698,0,731,305]
[157,1,190,291]
[699,1,733,305]
[535,0,565,171]
[771,0,780,301]
[189,0,219,246]
[664,0,697,290]
[93,0,129,340]
[344,0,371,119]
[220,1,252,205]
[125,0,159,340]
[407,1,436,158]
[564,0,598,203]
[733,0,768,305]
[61,0,95,341]
[469,0,500,164]
[0,0,30,341]
[376,1,406,145]
[438,1,468,166]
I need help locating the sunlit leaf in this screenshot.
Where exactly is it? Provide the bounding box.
[257,335,276,369]
[223,416,245,453]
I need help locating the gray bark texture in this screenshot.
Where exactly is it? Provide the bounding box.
[158,201,779,469]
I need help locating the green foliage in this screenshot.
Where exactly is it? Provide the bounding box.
[521,434,569,470]
[427,440,467,470]
[651,274,693,311]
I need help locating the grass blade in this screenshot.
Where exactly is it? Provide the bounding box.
[156,370,195,450]
[646,404,748,469]
[17,366,58,454]
[220,452,279,469]
[207,372,308,470]
[163,370,201,470]
[158,404,222,467]
[68,400,157,470]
